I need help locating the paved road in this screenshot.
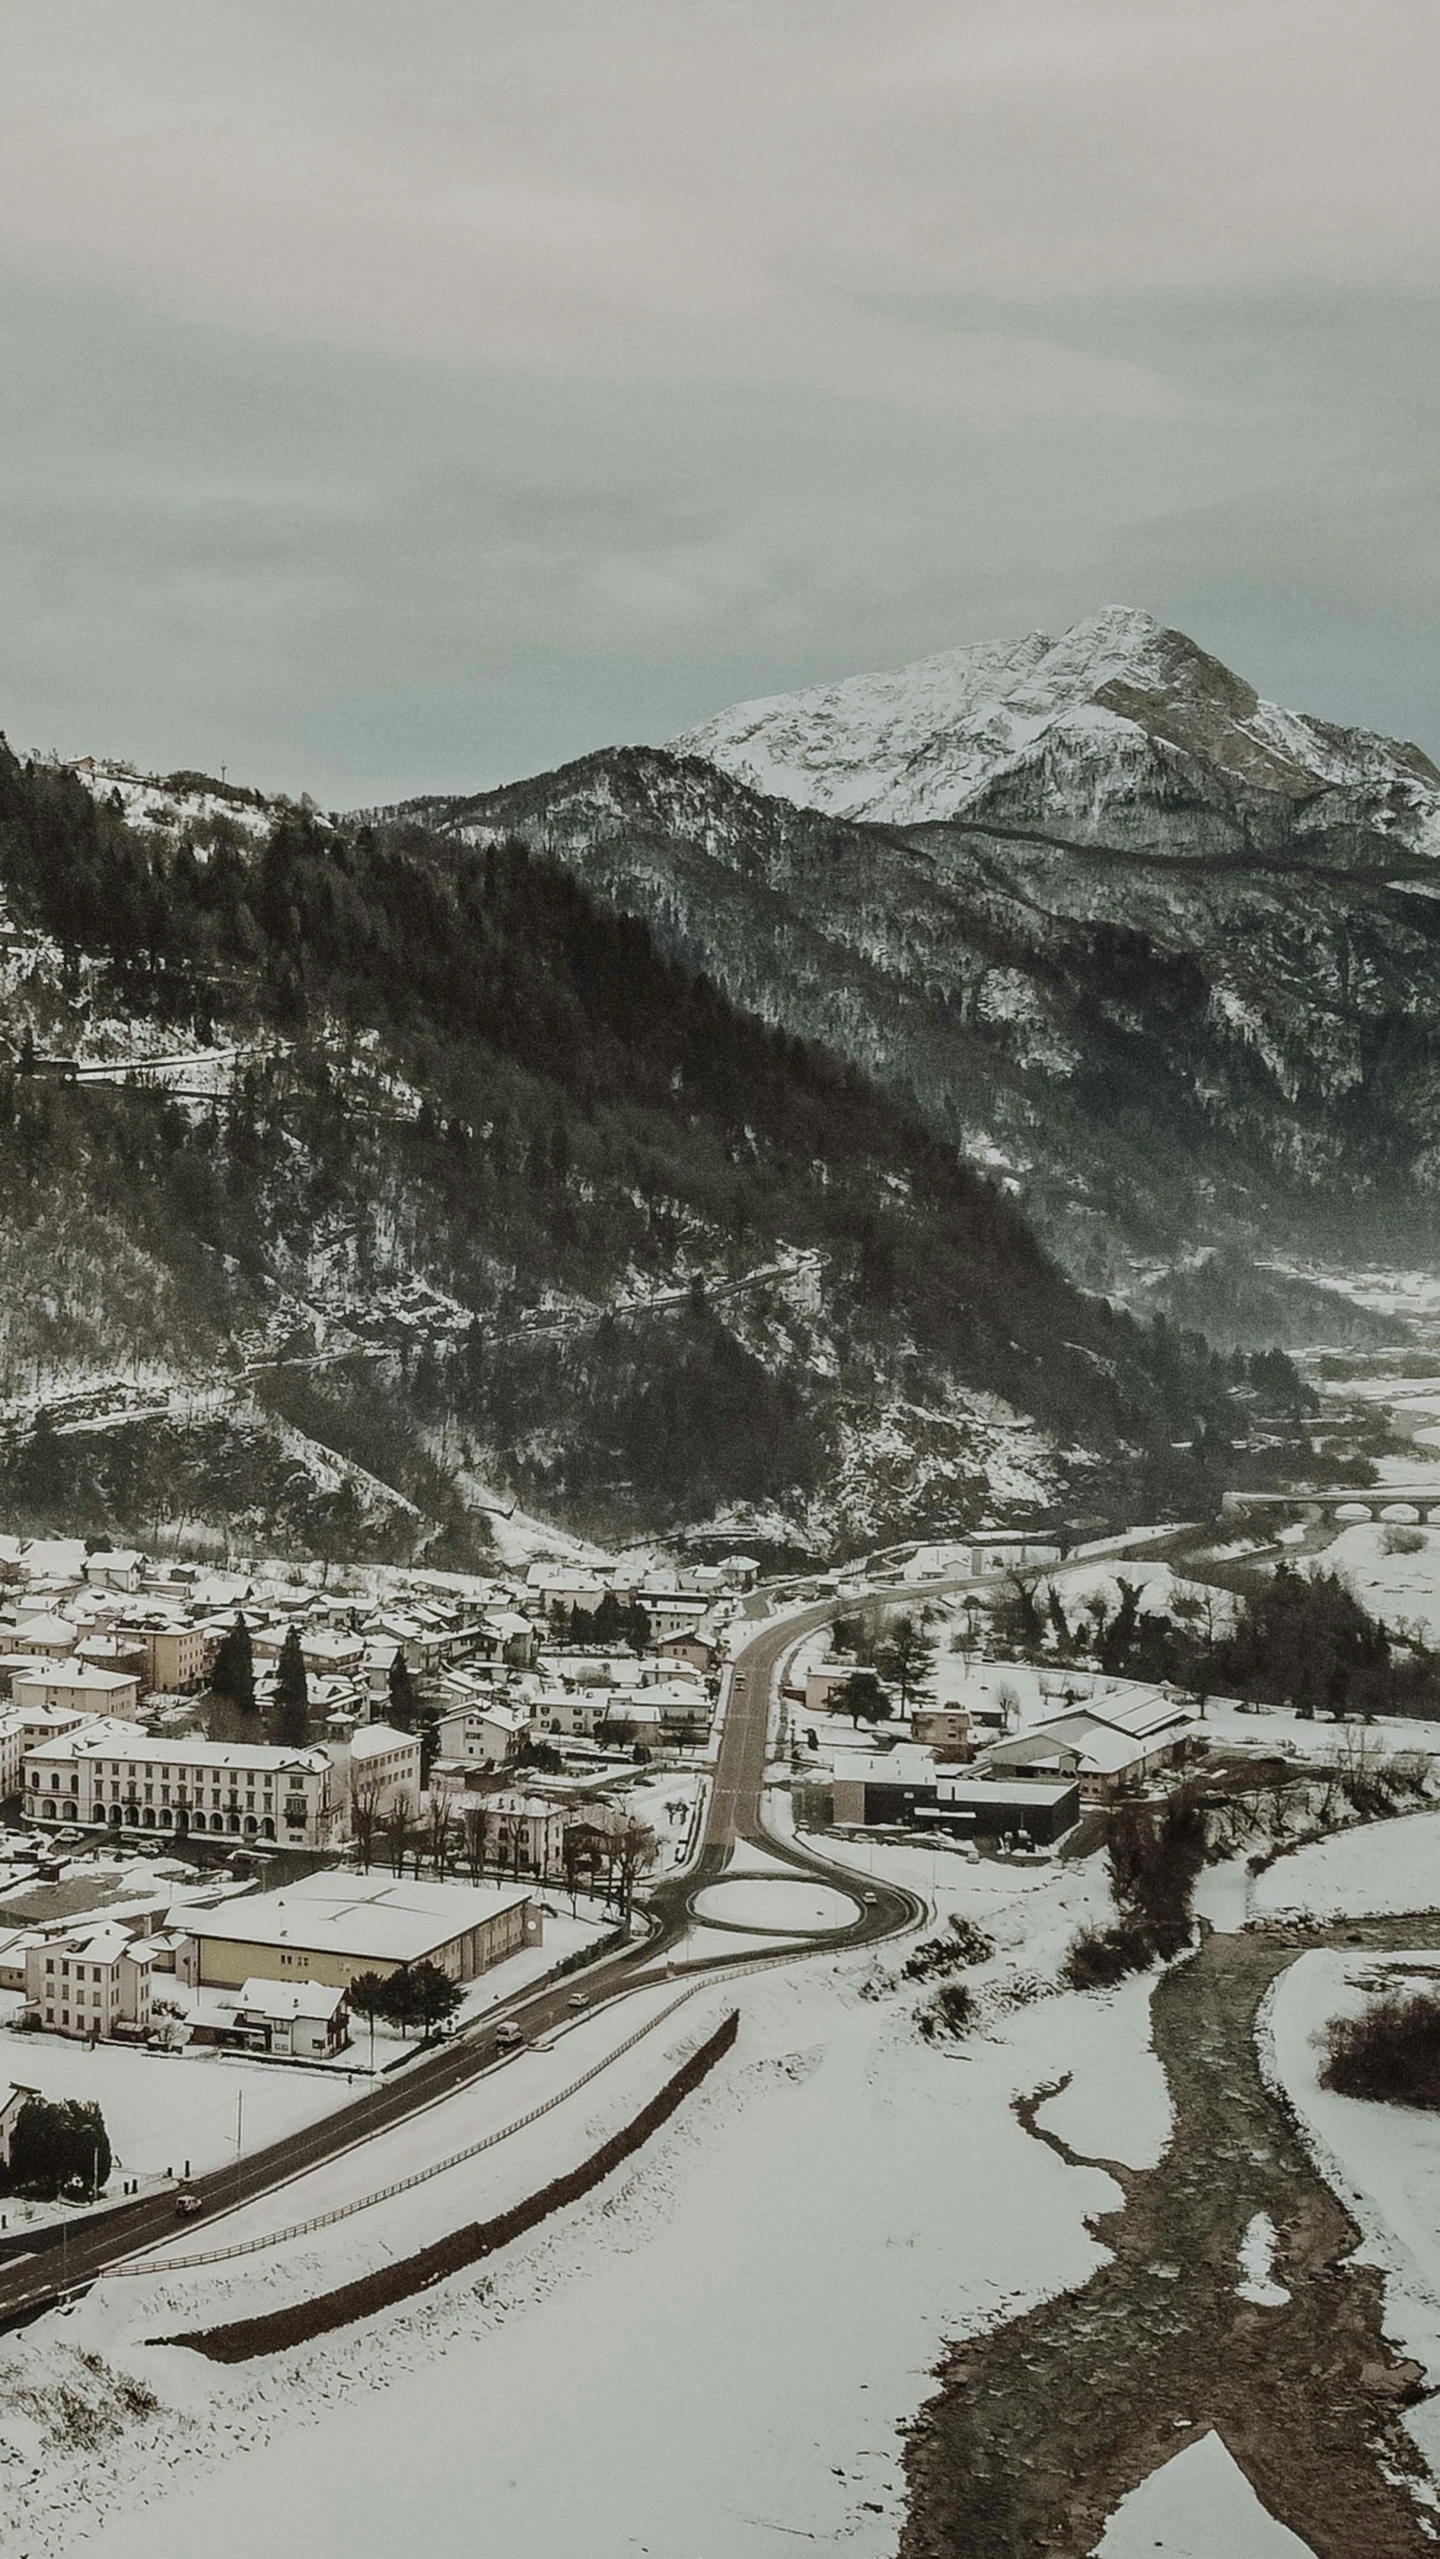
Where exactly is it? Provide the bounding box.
[650,1589,929,1947]
[0,1544,1179,2326]
[0,1584,920,2329]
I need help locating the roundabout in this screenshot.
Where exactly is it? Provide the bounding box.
[689,1873,863,1937]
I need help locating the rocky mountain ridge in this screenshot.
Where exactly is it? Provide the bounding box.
[392,613,1440,1340]
[671,607,1440,849]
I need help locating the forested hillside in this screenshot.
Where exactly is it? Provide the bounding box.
[401,743,1440,1343]
[0,739,1271,1559]
[396,618,1440,1346]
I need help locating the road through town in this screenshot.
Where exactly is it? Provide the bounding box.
[0,1579,924,2327]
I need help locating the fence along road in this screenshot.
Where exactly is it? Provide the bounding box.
[0,1571,966,2327]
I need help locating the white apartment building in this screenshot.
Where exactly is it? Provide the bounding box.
[432,1700,526,1768]
[486,1791,569,1879]
[528,1687,627,1740]
[14,1661,142,1720]
[327,1720,421,1815]
[23,1718,338,1848]
[114,1618,211,1692]
[0,1703,111,1798]
[24,1920,158,2040]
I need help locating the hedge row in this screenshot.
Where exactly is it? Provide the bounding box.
[162,2007,740,2362]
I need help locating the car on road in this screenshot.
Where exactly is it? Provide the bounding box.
[862,1891,877,1905]
[174,2191,203,2217]
[567,1990,588,2008]
[494,2020,525,2050]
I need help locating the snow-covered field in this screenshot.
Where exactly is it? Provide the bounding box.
[1251,1810,1440,1923]
[1264,1949,1440,2477]
[1199,1696,1440,1765]
[0,2035,355,2180]
[1308,1522,1440,1643]
[0,1850,1171,2559]
[1091,2429,1317,2557]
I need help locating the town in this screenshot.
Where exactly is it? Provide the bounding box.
[0,1532,757,2072]
[0,1485,1438,2559]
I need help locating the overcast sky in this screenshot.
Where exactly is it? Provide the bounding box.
[2,0,1438,805]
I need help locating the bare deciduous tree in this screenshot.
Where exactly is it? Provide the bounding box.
[459,1801,489,1883]
[609,1815,657,1921]
[562,1820,603,1915]
[380,1798,412,1877]
[425,1790,455,1877]
[350,1774,385,1872]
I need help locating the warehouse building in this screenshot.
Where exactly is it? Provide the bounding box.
[827,1754,1079,1845]
[175,1869,541,1993]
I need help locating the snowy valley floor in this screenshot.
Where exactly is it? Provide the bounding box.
[7,1825,1440,2557]
[0,1846,1163,2559]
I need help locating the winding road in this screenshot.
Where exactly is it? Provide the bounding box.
[0,1584,921,2329]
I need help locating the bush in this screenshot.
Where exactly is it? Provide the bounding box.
[1320,1991,1440,2108]
[903,1915,995,1982]
[916,1981,976,2042]
[1107,1793,1206,1945]
[1062,1922,1156,1992]
[1384,1527,1426,1557]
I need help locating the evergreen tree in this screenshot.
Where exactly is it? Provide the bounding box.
[878,1613,934,1710]
[271,1624,310,1747]
[5,2096,111,2199]
[836,1668,891,1730]
[407,1959,463,2038]
[210,1613,256,1715]
[387,1647,418,1728]
[346,1969,390,2067]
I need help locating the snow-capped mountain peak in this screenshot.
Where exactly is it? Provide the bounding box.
[671,609,1440,838]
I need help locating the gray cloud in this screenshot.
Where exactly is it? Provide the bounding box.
[1,1,1438,800]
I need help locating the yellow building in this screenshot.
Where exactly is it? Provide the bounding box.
[177,1869,540,1993]
[118,1622,211,1692]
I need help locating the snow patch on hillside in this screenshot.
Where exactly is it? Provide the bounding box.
[674,607,1440,835]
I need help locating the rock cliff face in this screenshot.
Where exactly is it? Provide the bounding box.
[394,613,1440,1338]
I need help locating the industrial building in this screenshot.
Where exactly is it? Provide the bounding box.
[176,1868,541,1993]
[827,1753,1079,1845]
